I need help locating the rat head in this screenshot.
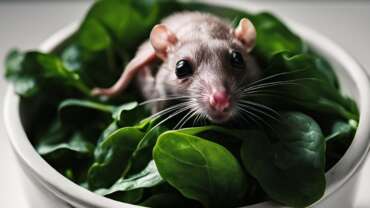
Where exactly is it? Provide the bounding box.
[150,18,257,123]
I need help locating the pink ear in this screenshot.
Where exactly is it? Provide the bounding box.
[150,24,178,60]
[234,18,256,52]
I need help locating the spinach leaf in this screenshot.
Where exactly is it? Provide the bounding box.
[95,160,163,196]
[262,52,358,120]
[325,119,357,170]
[59,99,115,114]
[37,131,94,157]
[58,99,147,129]
[36,121,95,157]
[174,125,248,140]
[5,50,90,97]
[59,0,179,89]
[153,131,248,208]
[251,13,308,61]
[326,119,357,142]
[88,127,144,190]
[58,99,114,127]
[113,101,150,127]
[125,125,168,176]
[35,120,97,185]
[241,112,326,207]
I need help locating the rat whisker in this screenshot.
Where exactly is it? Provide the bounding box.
[246,69,308,88]
[174,109,195,129]
[151,104,195,130]
[243,79,311,93]
[237,105,275,131]
[241,88,285,96]
[239,100,280,118]
[240,77,317,97]
[238,103,280,123]
[239,87,298,99]
[152,103,194,120]
[236,105,263,129]
[246,77,318,89]
[241,93,287,100]
[185,109,201,128]
[236,111,254,127]
[197,112,208,126]
[148,102,190,120]
[243,83,302,94]
[176,109,199,129]
[239,103,274,130]
[193,111,203,127]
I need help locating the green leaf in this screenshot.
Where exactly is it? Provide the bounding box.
[325,119,357,170]
[241,112,326,207]
[326,119,357,142]
[112,101,138,120]
[174,125,248,140]
[95,160,163,196]
[59,99,115,114]
[112,101,149,126]
[153,131,248,208]
[5,50,91,97]
[58,99,114,126]
[263,52,358,120]
[36,121,95,157]
[88,127,145,190]
[78,18,112,51]
[38,131,94,156]
[251,13,308,60]
[123,125,167,175]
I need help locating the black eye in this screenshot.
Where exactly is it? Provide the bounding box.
[175,59,193,79]
[230,51,245,69]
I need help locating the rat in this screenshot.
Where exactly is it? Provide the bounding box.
[92,12,260,124]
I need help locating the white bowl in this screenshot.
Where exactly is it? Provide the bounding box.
[3,3,370,208]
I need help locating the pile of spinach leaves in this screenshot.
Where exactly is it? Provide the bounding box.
[4,0,358,207]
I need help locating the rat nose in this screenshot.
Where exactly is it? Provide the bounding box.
[209,91,230,112]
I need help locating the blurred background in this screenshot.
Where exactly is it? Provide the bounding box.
[0,0,369,207]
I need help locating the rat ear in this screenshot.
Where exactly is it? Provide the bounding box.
[150,24,178,60]
[234,18,256,52]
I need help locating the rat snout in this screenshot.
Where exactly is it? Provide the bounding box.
[209,91,230,112]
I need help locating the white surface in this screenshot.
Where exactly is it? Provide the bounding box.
[0,1,370,207]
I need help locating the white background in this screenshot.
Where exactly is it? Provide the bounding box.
[0,1,370,207]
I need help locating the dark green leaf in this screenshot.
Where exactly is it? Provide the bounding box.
[5,50,90,97]
[58,99,114,126]
[36,121,95,158]
[263,52,358,120]
[112,101,149,126]
[241,112,326,207]
[88,127,145,190]
[95,160,163,196]
[38,131,94,156]
[153,131,248,208]
[125,125,168,176]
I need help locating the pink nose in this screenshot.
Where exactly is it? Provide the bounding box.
[209,91,230,112]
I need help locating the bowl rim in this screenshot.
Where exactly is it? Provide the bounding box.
[3,3,370,208]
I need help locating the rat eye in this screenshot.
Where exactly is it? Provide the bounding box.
[175,59,193,79]
[230,51,245,69]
